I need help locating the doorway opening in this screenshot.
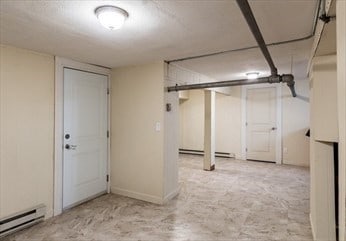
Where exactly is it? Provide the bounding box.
[54,57,111,216]
[242,84,282,164]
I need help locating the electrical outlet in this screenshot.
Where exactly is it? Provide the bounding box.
[283,147,288,153]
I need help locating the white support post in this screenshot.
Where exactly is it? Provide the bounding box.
[204,90,215,171]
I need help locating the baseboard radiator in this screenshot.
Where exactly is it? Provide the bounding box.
[179,149,235,158]
[0,204,46,238]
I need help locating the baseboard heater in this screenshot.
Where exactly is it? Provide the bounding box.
[179,149,234,158]
[0,204,46,238]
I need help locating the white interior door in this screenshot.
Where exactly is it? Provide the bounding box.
[246,87,278,162]
[63,68,108,209]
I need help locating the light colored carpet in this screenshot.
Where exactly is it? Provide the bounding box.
[4,154,312,241]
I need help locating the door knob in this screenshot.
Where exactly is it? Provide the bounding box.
[271,127,277,131]
[65,144,77,150]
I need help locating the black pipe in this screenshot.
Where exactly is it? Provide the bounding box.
[167,74,294,92]
[236,0,277,75]
[167,78,268,92]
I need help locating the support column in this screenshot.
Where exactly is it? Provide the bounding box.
[204,90,215,171]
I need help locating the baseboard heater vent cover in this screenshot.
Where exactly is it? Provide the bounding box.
[179,149,235,158]
[0,204,46,238]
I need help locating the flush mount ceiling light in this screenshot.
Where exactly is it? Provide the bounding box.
[95,6,129,30]
[246,72,259,79]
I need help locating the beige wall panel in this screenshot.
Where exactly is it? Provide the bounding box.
[0,45,55,218]
[110,62,165,203]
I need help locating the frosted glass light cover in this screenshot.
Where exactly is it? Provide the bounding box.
[95,6,128,30]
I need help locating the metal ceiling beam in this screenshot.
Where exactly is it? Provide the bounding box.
[236,0,277,75]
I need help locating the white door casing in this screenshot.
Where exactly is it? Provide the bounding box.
[63,68,108,209]
[54,57,111,216]
[241,84,282,164]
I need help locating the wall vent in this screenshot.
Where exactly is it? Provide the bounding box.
[0,204,46,238]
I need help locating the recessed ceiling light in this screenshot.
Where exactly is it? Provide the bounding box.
[95,6,129,30]
[246,72,259,79]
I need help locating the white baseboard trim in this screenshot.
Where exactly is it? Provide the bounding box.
[111,186,164,205]
[310,213,316,240]
[163,187,180,204]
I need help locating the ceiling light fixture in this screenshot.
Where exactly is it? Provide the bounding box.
[95,6,129,30]
[246,72,259,79]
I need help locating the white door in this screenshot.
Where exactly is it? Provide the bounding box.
[63,68,108,209]
[246,87,278,162]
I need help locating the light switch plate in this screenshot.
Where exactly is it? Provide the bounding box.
[155,122,161,132]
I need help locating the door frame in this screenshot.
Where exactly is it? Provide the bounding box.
[54,57,111,216]
[241,83,282,164]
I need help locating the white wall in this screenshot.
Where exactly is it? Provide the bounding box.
[179,80,310,166]
[282,79,310,166]
[0,45,55,218]
[163,65,180,200]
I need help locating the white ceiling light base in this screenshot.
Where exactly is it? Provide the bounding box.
[95,6,128,30]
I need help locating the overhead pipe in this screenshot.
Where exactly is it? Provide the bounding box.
[236,0,278,76]
[167,0,297,97]
[167,74,295,94]
[235,0,296,97]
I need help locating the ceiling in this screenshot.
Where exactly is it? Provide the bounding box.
[0,0,318,79]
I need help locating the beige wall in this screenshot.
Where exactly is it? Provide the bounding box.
[309,55,338,240]
[215,87,242,158]
[0,45,55,218]
[179,88,243,158]
[337,0,346,238]
[179,90,205,151]
[110,62,167,204]
[179,80,310,166]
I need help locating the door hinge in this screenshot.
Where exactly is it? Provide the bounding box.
[106,175,109,182]
[107,88,110,95]
[246,122,248,126]
[246,148,248,152]
[107,130,110,138]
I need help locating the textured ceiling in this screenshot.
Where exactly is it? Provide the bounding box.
[0,0,318,79]
[176,39,314,81]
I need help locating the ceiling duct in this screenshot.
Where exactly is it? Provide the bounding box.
[167,0,298,97]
